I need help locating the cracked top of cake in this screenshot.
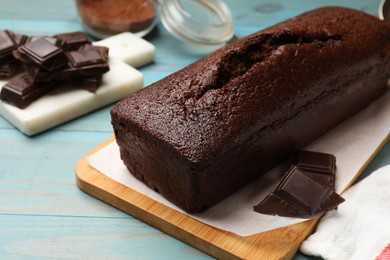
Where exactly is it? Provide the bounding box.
[111,6,390,163]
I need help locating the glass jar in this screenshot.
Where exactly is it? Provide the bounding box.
[76,0,234,49]
[76,0,158,38]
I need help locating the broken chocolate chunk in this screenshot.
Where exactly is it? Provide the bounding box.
[0,61,20,78]
[26,59,109,83]
[254,151,344,218]
[78,44,109,62]
[0,30,109,108]
[16,37,67,71]
[66,47,106,67]
[0,73,57,109]
[0,30,18,62]
[72,75,103,93]
[293,150,336,189]
[254,166,344,218]
[13,33,29,46]
[55,31,91,51]
[25,36,62,47]
[0,31,26,78]
[27,46,109,82]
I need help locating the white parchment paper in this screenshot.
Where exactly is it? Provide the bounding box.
[87,91,390,236]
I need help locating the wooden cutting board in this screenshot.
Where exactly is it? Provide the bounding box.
[75,135,387,259]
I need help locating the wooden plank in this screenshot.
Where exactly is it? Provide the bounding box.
[76,134,389,259]
[75,137,316,259]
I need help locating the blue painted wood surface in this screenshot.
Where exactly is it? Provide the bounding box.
[0,0,388,259]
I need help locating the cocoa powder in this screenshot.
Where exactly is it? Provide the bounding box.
[76,0,156,36]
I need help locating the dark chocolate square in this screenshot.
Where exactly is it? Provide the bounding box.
[23,38,59,59]
[18,37,67,71]
[276,166,331,214]
[293,150,336,175]
[66,48,105,67]
[72,75,103,93]
[0,61,20,78]
[13,33,29,46]
[79,44,109,62]
[55,31,91,51]
[254,162,344,218]
[0,30,17,60]
[0,73,56,109]
[293,150,336,190]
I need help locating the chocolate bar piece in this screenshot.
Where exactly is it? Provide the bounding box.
[27,46,109,82]
[78,44,109,62]
[72,75,103,93]
[254,151,343,218]
[0,30,25,78]
[66,47,106,67]
[55,32,91,51]
[293,150,336,189]
[26,36,62,47]
[0,30,17,61]
[13,33,29,46]
[26,62,109,82]
[0,61,20,78]
[0,73,56,109]
[253,166,344,218]
[16,37,67,71]
[1,30,109,109]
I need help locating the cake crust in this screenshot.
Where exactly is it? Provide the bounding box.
[111,7,390,212]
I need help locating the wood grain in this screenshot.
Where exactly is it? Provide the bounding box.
[74,137,320,259]
[76,132,389,259]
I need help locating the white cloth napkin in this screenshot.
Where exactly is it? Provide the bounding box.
[300,165,390,260]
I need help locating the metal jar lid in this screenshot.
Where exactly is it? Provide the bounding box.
[379,0,390,21]
[160,0,234,50]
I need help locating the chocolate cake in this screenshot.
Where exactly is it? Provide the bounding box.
[111,7,390,213]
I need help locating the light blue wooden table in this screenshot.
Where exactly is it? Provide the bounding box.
[0,1,388,259]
